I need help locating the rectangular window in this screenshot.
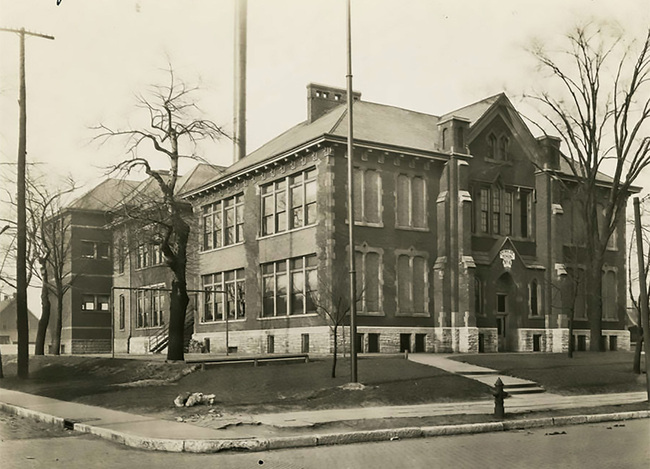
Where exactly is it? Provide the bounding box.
[480,188,489,233]
[119,294,125,330]
[520,191,530,238]
[134,286,166,328]
[96,243,110,259]
[80,241,109,259]
[81,294,109,311]
[151,244,163,266]
[355,249,382,314]
[81,241,95,258]
[151,289,165,326]
[267,335,275,354]
[491,190,501,234]
[201,194,244,250]
[301,334,310,353]
[504,191,513,235]
[353,167,381,225]
[202,269,245,322]
[602,270,617,320]
[136,244,148,269]
[396,174,427,229]
[262,254,317,317]
[261,168,316,236]
[567,267,587,320]
[396,253,428,315]
[82,294,95,311]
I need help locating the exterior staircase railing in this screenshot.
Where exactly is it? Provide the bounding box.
[149,312,195,354]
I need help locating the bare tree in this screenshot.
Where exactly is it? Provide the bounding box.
[94,68,227,361]
[0,170,77,356]
[627,202,650,373]
[29,177,78,355]
[529,24,650,351]
[313,270,364,378]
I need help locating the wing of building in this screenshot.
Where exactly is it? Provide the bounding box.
[56,84,636,355]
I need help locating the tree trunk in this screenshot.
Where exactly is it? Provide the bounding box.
[568,316,574,358]
[0,347,4,378]
[587,255,605,352]
[35,259,51,355]
[165,214,190,362]
[167,279,190,361]
[633,332,643,374]
[331,326,338,378]
[51,286,64,355]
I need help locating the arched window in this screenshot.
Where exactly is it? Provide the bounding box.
[487,134,496,159]
[499,136,509,161]
[442,128,448,149]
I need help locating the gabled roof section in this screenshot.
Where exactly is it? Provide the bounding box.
[329,101,441,153]
[440,93,504,124]
[186,100,446,197]
[218,105,347,179]
[177,163,227,196]
[68,178,140,212]
[483,237,544,270]
[0,296,38,321]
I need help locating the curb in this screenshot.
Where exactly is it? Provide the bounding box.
[2,401,649,453]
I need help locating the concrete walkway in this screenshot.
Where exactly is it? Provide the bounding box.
[408,353,546,393]
[1,353,648,453]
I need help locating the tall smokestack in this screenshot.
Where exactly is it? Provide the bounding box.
[233,0,247,162]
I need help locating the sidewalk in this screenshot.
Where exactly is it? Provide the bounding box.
[1,355,648,453]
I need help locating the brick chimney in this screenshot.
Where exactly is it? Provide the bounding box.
[307,83,361,123]
[536,136,562,170]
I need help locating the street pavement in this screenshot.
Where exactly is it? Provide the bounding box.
[0,353,648,453]
[2,414,648,468]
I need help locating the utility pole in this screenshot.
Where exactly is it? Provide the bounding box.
[345,0,358,383]
[633,197,650,401]
[233,0,247,162]
[0,27,54,378]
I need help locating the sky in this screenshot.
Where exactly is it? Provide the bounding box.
[1,0,650,310]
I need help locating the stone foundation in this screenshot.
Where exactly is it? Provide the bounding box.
[71,339,111,354]
[193,326,331,355]
[116,326,630,355]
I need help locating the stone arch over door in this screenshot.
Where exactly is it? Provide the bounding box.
[495,272,518,352]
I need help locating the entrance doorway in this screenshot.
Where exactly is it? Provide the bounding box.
[496,293,507,352]
[400,333,411,353]
[415,334,426,352]
[495,272,518,352]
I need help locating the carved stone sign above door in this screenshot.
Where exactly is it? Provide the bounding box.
[499,249,515,270]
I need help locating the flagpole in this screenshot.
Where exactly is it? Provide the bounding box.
[346,0,358,383]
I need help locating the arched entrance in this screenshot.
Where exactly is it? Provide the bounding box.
[495,272,518,352]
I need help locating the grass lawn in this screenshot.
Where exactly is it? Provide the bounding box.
[0,355,491,416]
[450,352,647,395]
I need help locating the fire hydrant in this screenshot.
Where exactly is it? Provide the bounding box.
[492,378,509,419]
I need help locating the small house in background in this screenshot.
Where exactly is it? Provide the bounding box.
[0,294,39,344]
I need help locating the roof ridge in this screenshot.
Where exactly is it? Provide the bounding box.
[359,99,440,119]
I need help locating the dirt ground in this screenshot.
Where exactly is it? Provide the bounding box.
[0,410,73,441]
